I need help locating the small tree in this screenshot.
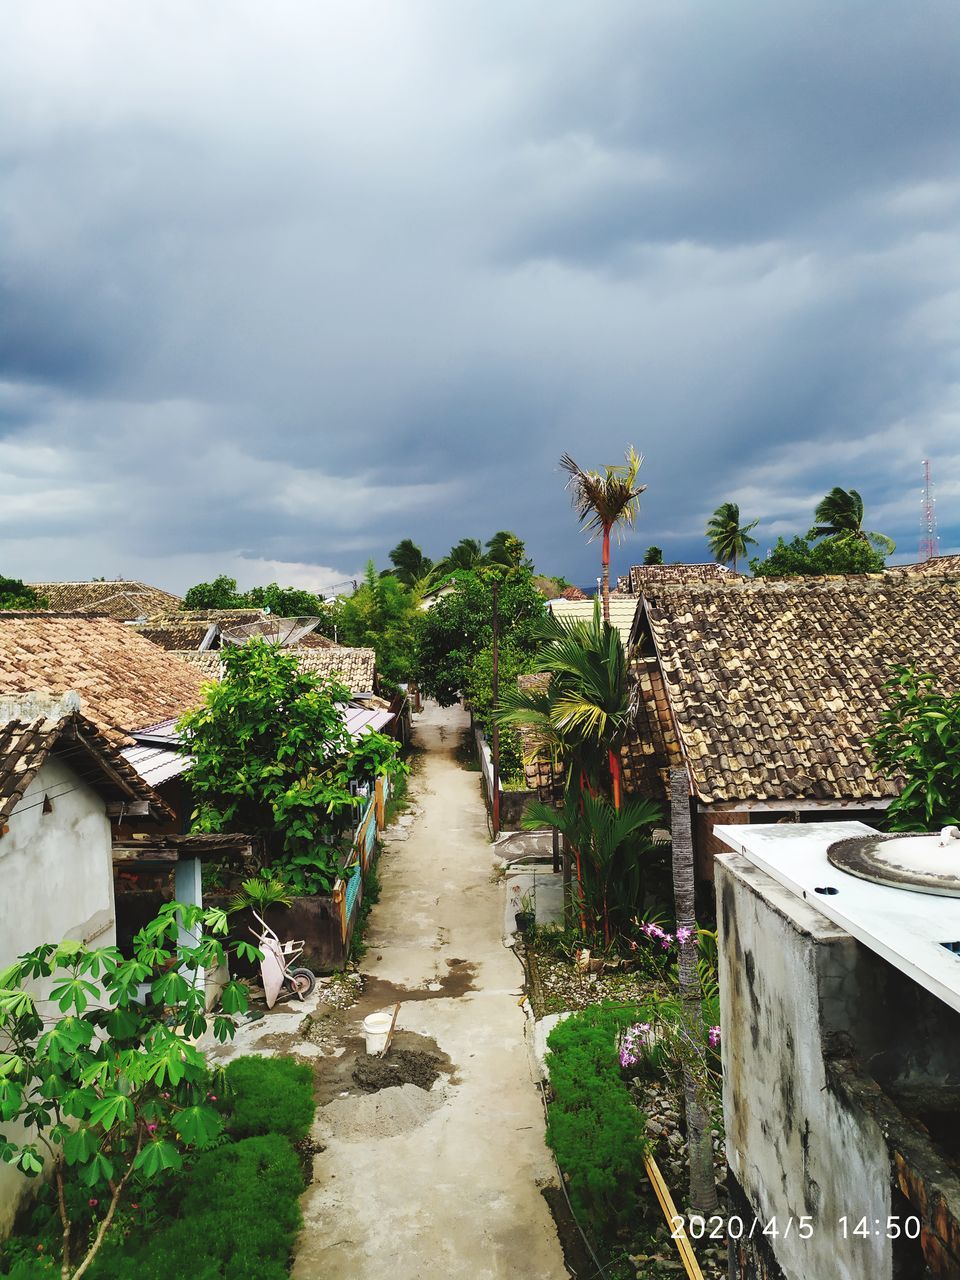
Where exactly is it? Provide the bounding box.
[182,575,242,610]
[0,903,252,1278]
[643,546,663,565]
[868,665,960,830]
[180,640,405,893]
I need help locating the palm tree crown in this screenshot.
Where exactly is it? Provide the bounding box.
[705,502,759,571]
[560,446,646,623]
[809,487,895,556]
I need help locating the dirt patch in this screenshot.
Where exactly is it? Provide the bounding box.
[352,1048,440,1093]
[357,963,478,1012]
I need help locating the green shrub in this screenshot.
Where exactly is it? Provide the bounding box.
[224,1056,316,1140]
[92,1136,302,1280]
[545,1003,648,1241]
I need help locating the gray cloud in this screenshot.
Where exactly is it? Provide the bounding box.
[1,0,958,591]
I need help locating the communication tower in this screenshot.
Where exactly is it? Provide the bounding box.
[919,458,940,562]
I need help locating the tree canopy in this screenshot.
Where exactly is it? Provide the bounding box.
[0,574,46,610]
[336,561,420,687]
[751,535,887,577]
[416,565,547,707]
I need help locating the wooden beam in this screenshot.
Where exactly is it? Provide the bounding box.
[106,801,151,817]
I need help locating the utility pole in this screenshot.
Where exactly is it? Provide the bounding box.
[491,581,501,837]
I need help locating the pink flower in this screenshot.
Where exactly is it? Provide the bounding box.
[88,1198,98,1207]
[708,1025,721,1049]
[147,1123,157,1134]
[208,1093,218,1101]
[676,926,693,945]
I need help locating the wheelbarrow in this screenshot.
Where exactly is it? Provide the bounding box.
[249,910,317,1008]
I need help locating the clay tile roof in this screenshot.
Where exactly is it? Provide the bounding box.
[171,651,224,678]
[293,630,336,649]
[0,614,206,745]
[640,575,960,805]
[134,621,216,651]
[295,647,376,694]
[27,581,182,621]
[559,585,589,601]
[895,555,960,576]
[0,712,171,823]
[548,598,640,650]
[628,563,737,595]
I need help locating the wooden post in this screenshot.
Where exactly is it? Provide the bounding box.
[670,767,718,1213]
[491,580,501,838]
[375,777,385,832]
[174,856,204,992]
[552,827,561,874]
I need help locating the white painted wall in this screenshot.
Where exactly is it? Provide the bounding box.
[0,757,116,1237]
[716,854,893,1280]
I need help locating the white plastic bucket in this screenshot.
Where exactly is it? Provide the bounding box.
[363,1011,393,1056]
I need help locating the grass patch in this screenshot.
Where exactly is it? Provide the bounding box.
[0,1056,314,1280]
[224,1056,316,1141]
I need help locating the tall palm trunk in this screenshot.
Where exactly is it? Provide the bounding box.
[670,767,718,1213]
[600,525,611,623]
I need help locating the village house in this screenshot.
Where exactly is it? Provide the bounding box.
[26,579,183,621]
[629,573,960,881]
[0,695,176,1235]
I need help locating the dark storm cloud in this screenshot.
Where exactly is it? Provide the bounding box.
[0,0,958,591]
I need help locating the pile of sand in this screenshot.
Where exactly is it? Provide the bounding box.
[319,1083,444,1142]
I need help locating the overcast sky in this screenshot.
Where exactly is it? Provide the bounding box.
[2,1,959,593]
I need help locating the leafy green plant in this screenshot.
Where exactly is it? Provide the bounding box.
[525,793,663,944]
[0,904,250,1279]
[868,665,960,829]
[180,640,405,895]
[227,877,292,915]
[545,1003,648,1241]
[222,1058,315,1141]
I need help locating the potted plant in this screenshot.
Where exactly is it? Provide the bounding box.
[512,884,536,934]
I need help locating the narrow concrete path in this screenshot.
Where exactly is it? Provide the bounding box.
[292,701,566,1280]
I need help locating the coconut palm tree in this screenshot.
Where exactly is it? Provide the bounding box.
[387,539,433,588]
[560,447,646,623]
[809,487,895,556]
[430,537,484,580]
[705,502,759,571]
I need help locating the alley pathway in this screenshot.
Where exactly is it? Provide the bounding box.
[292,701,567,1280]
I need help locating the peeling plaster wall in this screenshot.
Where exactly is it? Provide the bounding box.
[717,854,893,1280]
[0,758,116,1238]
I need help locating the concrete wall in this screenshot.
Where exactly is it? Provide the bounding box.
[717,854,893,1280]
[0,758,116,1238]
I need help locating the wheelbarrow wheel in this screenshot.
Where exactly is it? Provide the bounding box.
[288,967,316,999]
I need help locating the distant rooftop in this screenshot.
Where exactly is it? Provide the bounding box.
[27,580,182,621]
